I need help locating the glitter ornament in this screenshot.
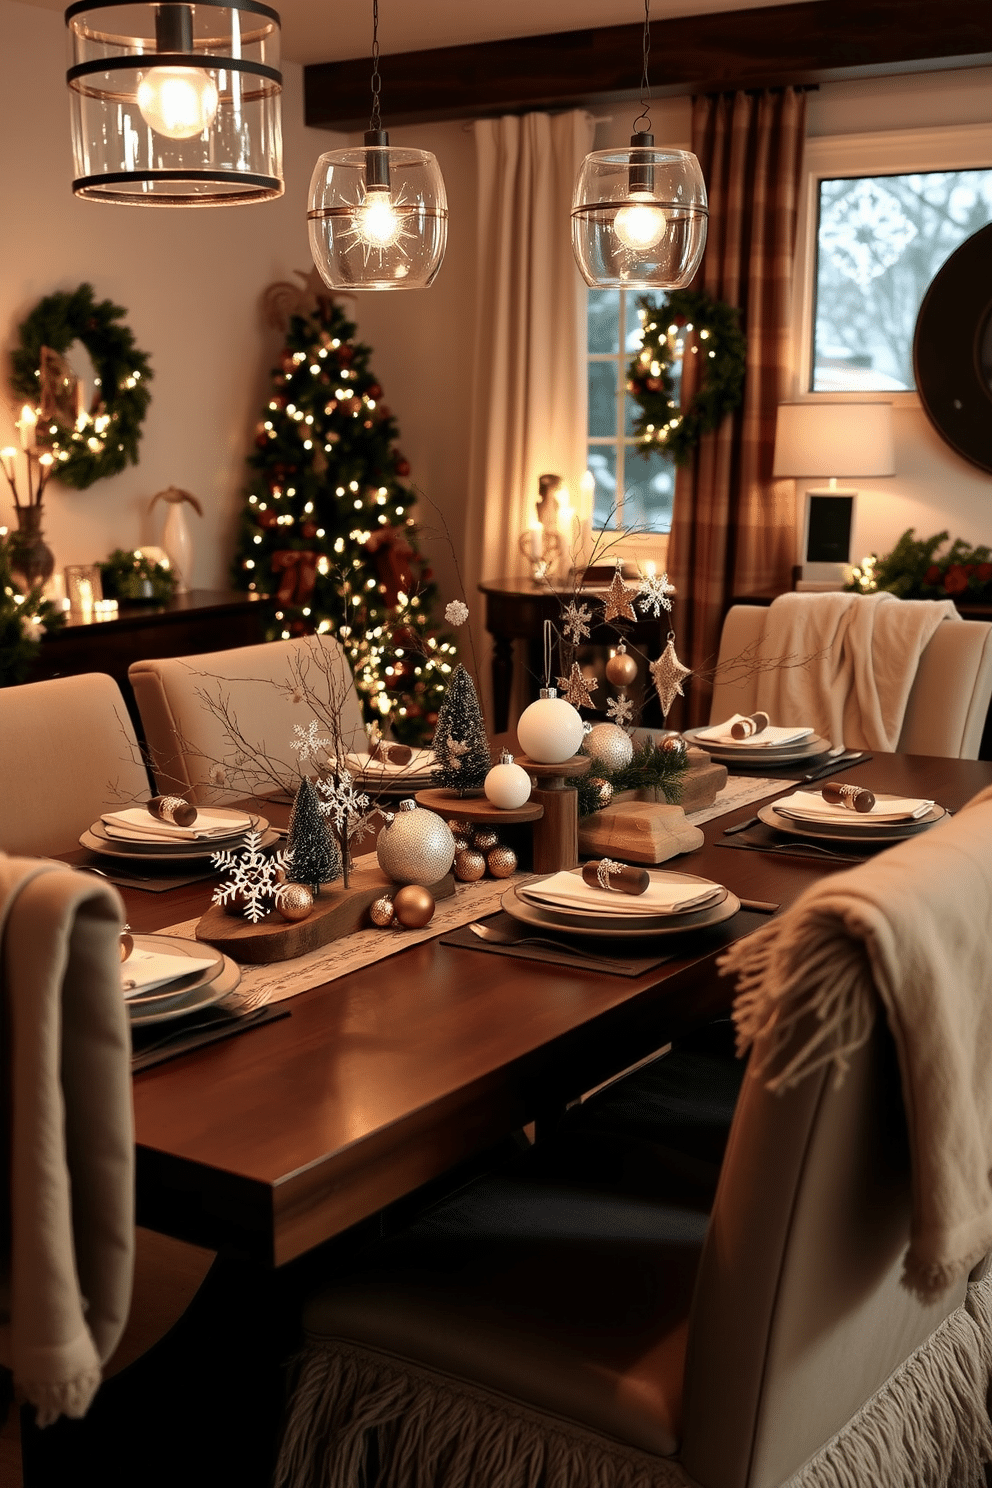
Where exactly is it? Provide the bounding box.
[369,896,396,928]
[447,820,472,839]
[276,883,314,922]
[452,835,470,853]
[557,662,599,711]
[376,799,456,885]
[583,722,634,772]
[393,884,436,929]
[517,688,584,764]
[605,647,638,688]
[562,600,592,644]
[471,828,500,852]
[487,845,517,878]
[484,751,532,810]
[606,693,635,727]
[588,776,614,807]
[650,640,692,718]
[660,733,688,758]
[603,568,638,623]
[637,571,675,618]
[454,848,486,882]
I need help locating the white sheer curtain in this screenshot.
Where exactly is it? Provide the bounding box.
[464,111,595,722]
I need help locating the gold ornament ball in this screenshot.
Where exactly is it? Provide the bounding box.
[376,800,455,885]
[369,896,396,928]
[588,776,614,807]
[274,865,288,885]
[454,848,486,882]
[605,651,638,688]
[447,819,472,839]
[393,884,436,928]
[452,836,471,854]
[472,828,500,852]
[487,845,517,878]
[660,734,687,758]
[119,929,134,962]
[277,883,314,922]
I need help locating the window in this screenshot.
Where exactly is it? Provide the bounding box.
[586,289,676,535]
[812,169,992,391]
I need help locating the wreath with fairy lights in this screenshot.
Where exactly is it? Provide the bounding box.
[626,290,747,467]
[10,283,152,490]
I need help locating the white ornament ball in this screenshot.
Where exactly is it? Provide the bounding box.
[516,689,585,764]
[376,799,456,885]
[583,722,634,772]
[484,751,532,810]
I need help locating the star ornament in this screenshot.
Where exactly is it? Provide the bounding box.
[649,640,692,718]
[557,663,599,710]
[603,569,638,624]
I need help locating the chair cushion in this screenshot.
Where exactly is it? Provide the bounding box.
[304,1173,708,1457]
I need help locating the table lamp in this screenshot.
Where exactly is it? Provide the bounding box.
[773,402,895,588]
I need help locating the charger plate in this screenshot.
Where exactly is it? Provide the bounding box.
[683,727,830,764]
[124,934,225,1008]
[82,819,277,862]
[502,881,740,939]
[128,956,241,1026]
[757,799,946,844]
[518,877,727,926]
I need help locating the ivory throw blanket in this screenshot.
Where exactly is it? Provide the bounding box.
[0,856,134,1424]
[752,591,959,751]
[721,784,992,1302]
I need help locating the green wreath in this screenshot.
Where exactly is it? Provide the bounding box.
[10,283,152,490]
[626,290,746,466]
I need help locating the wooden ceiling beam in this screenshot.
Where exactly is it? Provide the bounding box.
[304,0,991,132]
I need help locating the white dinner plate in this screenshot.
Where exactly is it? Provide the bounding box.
[502,882,741,939]
[682,727,831,764]
[127,956,241,1026]
[81,820,278,862]
[518,869,727,925]
[757,799,947,844]
[123,934,226,1007]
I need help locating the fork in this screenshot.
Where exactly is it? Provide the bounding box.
[468,922,625,968]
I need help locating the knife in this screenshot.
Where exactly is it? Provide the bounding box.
[799,752,869,784]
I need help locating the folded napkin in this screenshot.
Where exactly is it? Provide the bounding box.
[121,946,219,998]
[347,748,435,777]
[776,790,934,823]
[101,807,252,842]
[696,714,814,748]
[522,870,721,917]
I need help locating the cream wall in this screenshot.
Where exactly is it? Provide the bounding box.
[0,0,339,590]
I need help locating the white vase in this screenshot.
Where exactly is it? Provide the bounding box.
[162,502,192,593]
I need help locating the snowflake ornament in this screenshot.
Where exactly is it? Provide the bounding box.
[444,599,470,627]
[290,720,331,762]
[649,640,693,718]
[603,568,638,624]
[606,693,635,727]
[316,768,370,834]
[211,830,289,923]
[562,600,592,645]
[637,571,675,619]
[557,662,599,710]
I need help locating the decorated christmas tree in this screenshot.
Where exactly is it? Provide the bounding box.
[232,276,456,746]
[431,664,491,795]
[286,776,341,893]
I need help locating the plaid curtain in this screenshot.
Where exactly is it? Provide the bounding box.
[668,88,807,726]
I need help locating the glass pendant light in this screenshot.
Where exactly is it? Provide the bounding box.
[66,1,284,205]
[307,0,447,292]
[571,0,708,289]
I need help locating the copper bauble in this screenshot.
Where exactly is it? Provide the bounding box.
[119,929,134,962]
[376,799,456,885]
[454,848,486,882]
[605,650,638,688]
[447,819,472,839]
[369,895,396,928]
[661,734,687,758]
[452,836,471,854]
[471,828,500,852]
[486,845,517,879]
[277,883,314,922]
[588,776,614,807]
[222,890,252,918]
[393,884,435,928]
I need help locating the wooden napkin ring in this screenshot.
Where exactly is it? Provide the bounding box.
[582,860,651,895]
[822,783,876,813]
[148,795,197,827]
[730,712,770,739]
[370,740,414,767]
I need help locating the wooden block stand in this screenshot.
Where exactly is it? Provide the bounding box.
[515,754,591,873]
[196,858,455,964]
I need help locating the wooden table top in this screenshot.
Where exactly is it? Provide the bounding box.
[118,753,992,1267]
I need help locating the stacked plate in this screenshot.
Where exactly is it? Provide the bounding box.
[502,868,740,940]
[345,748,436,794]
[684,718,829,767]
[758,791,947,846]
[124,934,241,1027]
[81,807,279,863]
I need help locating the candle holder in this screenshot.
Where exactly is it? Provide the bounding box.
[65,564,104,621]
[1,433,56,590]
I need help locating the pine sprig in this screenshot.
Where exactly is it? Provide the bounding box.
[576,739,690,818]
[0,533,65,686]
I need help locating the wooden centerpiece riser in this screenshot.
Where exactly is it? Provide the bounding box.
[196,861,455,964]
[515,752,591,873]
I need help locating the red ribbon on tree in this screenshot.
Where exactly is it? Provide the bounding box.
[271,550,318,606]
[364,526,416,609]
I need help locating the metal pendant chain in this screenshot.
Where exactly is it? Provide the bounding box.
[632,0,653,135]
[369,0,382,132]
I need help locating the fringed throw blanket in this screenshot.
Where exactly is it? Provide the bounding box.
[0,855,134,1424]
[720,784,992,1302]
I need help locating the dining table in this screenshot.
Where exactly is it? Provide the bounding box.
[83,750,992,1270]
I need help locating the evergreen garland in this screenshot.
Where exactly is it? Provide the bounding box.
[100,547,177,603]
[576,739,690,818]
[431,664,491,795]
[10,284,153,489]
[0,534,65,686]
[286,777,341,892]
[626,290,746,466]
[846,528,992,603]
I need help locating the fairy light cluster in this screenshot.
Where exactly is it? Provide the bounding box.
[233,294,455,745]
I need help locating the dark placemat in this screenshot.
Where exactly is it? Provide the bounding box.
[718,822,870,864]
[131,1003,289,1071]
[727,751,872,782]
[79,853,219,893]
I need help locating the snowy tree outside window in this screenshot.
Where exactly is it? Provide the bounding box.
[812,168,992,393]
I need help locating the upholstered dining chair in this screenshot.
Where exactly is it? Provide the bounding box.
[0,672,151,856]
[276,791,992,1488]
[129,634,368,805]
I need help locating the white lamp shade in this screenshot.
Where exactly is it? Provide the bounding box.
[773,402,895,479]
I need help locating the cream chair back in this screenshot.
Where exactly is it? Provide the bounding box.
[129,635,368,805]
[0,673,150,856]
[709,604,992,757]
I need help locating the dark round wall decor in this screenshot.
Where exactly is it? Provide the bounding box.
[913,223,992,476]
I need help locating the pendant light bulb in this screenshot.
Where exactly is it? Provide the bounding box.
[354,188,403,249]
[137,67,219,140]
[613,192,668,251]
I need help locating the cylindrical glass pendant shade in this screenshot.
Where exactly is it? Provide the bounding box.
[66,0,283,206]
[571,142,708,290]
[308,137,448,292]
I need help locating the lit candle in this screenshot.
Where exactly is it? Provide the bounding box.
[0,447,16,481]
[77,578,94,621]
[528,524,543,560]
[579,469,595,513]
[645,560,657,578]
[18,406,37,451]
[75,377,86,424]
